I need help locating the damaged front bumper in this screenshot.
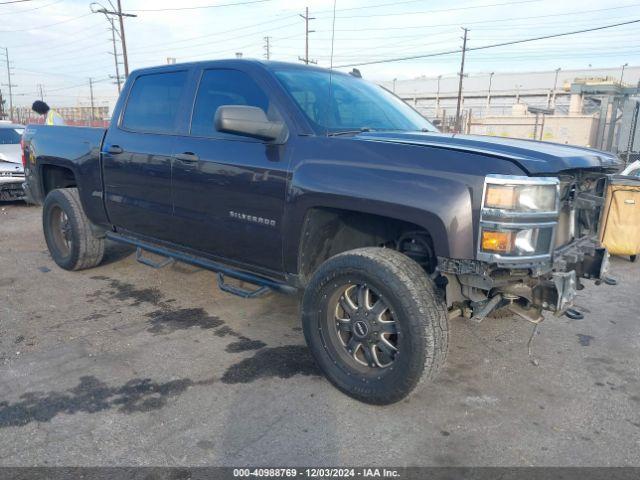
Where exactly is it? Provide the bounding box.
[439,236,612,321]
[0,176,26,201]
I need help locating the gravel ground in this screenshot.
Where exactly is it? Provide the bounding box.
[0,201,639,467]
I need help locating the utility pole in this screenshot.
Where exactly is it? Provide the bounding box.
[37,83,44,101]
[298,7,316,65]
[116,0,130,77]
[454,28,468,133]
[1,48,15,122]
[107,16,122,92]
[91,1,136,78]
[263,36,271,60]
[88,77,95,127]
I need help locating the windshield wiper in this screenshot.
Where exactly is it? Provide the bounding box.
[326,128,370,137]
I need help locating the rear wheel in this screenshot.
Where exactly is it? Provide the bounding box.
[43,188,104,271]
[302,247,448,405]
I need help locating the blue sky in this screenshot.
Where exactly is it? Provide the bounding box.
[1,0,638,107]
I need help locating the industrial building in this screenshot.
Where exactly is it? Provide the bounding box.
[382,66,640,156]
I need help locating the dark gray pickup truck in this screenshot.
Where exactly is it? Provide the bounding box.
[22,59,619,404]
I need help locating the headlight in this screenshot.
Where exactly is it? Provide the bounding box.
[484,183,557,212]
[478,175,560,261]
[480,226,553,256]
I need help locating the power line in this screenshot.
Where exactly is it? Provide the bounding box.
[0,0,32,5]
[323,4,640,33]
[336,18,640,68]
[5,20,105,50]
[125,0,273,12]
[319,0,543,19]
[0,12,91,32]
[0,0,62,15]
[128,14,296,54]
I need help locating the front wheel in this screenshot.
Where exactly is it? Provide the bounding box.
[302,247,448,405]
[43,188,105,271]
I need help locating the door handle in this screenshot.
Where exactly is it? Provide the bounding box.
[173,152,199,163]
[106,145,123,154]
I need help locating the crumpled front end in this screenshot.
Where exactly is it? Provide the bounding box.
[0,161,25,201]
[439,170,614,322]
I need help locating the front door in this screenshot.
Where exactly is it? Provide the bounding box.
[170,67,290,274]
[102,69,190,241]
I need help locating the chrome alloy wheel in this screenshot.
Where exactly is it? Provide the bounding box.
[331,284,399,369]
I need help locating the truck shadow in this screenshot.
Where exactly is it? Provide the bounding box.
[0,375,214,429]
[100,240,136,266]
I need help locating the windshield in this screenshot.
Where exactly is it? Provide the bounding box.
[0,128,23,145]
[274,68,436,134]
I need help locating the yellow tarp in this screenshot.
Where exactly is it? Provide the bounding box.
[599,181,640,256]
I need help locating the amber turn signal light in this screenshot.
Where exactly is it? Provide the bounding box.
[481,230,514,253]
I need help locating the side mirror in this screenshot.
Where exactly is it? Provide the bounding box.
[214,105,285,142]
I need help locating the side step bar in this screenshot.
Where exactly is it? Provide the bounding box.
[136,247,174,269]
[106,232,297,297]
[217,273,270,298]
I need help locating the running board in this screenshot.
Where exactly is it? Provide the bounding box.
[106,232,296,297]
[217,273,270,298]
[136,247,174,269]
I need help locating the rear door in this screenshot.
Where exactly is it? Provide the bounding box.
[102,68,191,240]
[169,67,291,273]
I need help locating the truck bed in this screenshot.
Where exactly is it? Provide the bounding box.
[22,125,107,221]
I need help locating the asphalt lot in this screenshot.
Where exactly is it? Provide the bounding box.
[0,201,639,467]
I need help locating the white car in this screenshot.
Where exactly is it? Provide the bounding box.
[0,122,25,201]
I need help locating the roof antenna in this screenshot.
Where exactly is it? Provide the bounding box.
[326,0,337,137]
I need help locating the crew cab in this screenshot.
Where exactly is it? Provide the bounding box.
[22,59,619,404]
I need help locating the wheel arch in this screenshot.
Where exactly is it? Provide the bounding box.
[40,163,78,197]
[289,205,445,285]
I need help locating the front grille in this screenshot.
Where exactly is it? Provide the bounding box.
[0,172,23,178]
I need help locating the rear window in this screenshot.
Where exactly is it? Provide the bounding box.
[0,128,23,144]
[122,71,188,134]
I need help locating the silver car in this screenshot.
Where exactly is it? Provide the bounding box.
[0,122,25,201]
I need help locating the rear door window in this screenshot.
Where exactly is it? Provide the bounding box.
[122,71,188,134]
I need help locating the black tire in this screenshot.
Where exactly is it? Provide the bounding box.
[42,188,105,271]
[630,255,637,263]
[301,247,448,405]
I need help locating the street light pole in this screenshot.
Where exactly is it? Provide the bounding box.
[454,27,469,133]
[435,74,441,113]
[486,71,494,112]
[549,67,560,108]
[620,63,629,85]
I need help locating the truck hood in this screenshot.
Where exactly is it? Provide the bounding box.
[357,131,621,175]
